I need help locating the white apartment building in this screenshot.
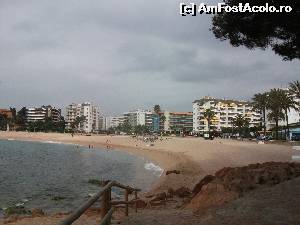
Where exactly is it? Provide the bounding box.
[26,108,47,122]
[105,116,125,130]
[26,106,62,123]
[123,109,152,127]
[193,96,261,133]
[65,102,103,133]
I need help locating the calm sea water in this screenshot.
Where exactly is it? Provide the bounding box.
[0,139,162,215]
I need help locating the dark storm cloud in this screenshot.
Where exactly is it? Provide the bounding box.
[0,0,299,115]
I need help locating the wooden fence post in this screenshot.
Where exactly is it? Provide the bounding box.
[134,190,138,213]
[101,187,111,225]
[124,189,129,216]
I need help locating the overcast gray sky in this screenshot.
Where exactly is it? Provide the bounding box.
[0,0,299,115]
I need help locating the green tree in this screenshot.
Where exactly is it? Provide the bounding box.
[231,115,250,137]
[203,108,215,133]
[160,115,166,123]
[280,91,297,139]
[252,92,268,136]
[44,117,54,132]
[71,116,86,132]
[289,80,300,100]
[107,127,116,134]
[133,125,149,135]
[0,114,8,130]
[212,0,300,60]
[16,107,27,130]
[153,105,161,114]
[160,114,166,132]
[121,120,132,134]
[57,118,66,133]
[266,89,286,140]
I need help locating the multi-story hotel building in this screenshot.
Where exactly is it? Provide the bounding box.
[123,109,152,127]
[193,96,261,133]
[26,106,62,123]
[65,102,102,133]
[105,116,126,130]
[162,111,193,133]
[122,109,193,133]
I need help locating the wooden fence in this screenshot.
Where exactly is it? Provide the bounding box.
[59,180,140,225]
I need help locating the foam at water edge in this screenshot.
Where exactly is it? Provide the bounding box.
[41,140,81,146]
[41,140,63,144]
[144,162,164,177]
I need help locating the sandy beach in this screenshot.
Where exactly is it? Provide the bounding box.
[0,131,294,224]
[0,132,293,190]
[0,131,292,172]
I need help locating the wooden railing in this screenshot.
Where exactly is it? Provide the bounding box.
[59,180,140,225]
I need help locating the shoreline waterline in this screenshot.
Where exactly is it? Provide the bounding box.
[0,138,167,216]
[1,137,165,178]
[0,131,191,172]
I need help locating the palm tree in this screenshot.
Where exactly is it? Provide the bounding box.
[71,116,86,132]
[281,91,297,139]
[288,80,300,121]
[266,89,286,140]
[152,105,161,133]
[252,92,268,136]
[203,108,215,133]
[289,80,300,99]
[160,114,166,132]
[153,105,161,114]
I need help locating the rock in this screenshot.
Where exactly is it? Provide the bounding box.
[147,192,167,206]
[167,188,175,198]
[187,162,300,212]
[174,187,191,198]
[149,200,166,206]
[134,199,147,209]
[31,208,45,216]
[192,175,215,195]
[166,170,181,175]
[188,181,239,211]
[152,192,167,201]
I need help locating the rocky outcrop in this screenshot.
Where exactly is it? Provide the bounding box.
[173,187,191,198]
[31,209,45,217]
[188,162,300,212]
[192,175,215,195]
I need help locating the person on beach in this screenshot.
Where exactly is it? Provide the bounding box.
[106,139,111,149]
